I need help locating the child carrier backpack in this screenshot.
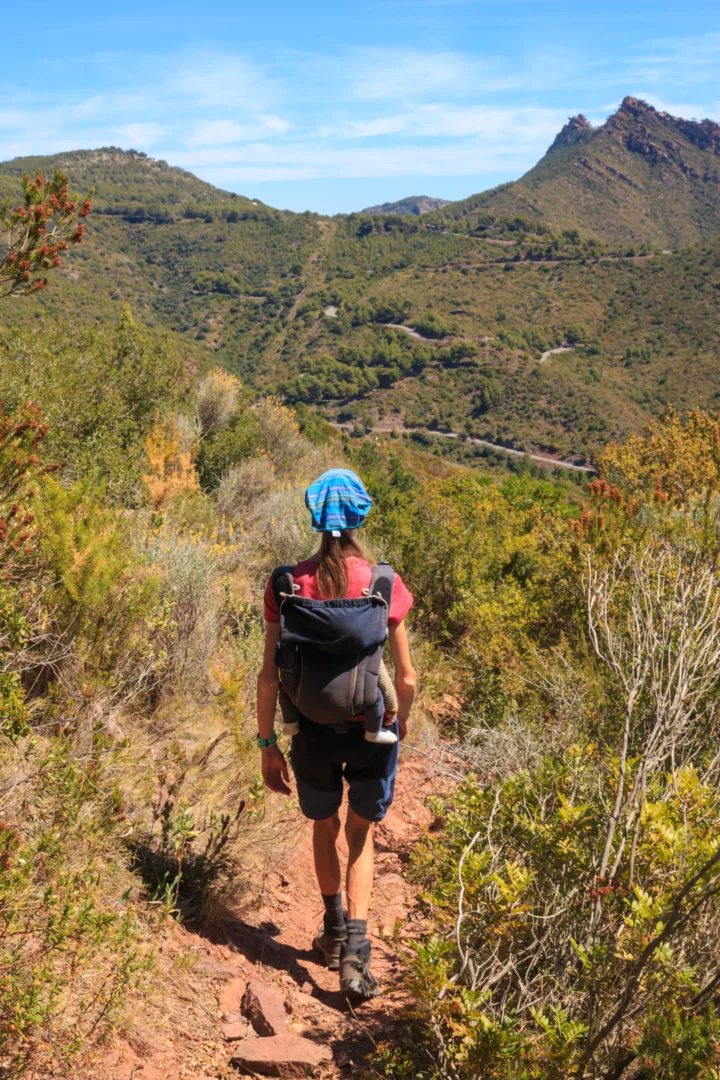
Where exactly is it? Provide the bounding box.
[271,562,395,729]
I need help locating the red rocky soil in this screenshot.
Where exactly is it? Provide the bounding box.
[78,744,446,1080]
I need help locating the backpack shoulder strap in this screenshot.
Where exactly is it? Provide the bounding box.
[270,565,296,612]
[368,562,394,607]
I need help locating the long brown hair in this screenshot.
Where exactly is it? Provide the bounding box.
[317,530,372,599]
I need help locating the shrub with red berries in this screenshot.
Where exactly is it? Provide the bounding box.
[0,171,93,299]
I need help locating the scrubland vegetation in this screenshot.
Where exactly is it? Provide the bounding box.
[3,103,720,1077]
[0,300,343,1072]
[368,411,720,1079]
[7,321,720,1075]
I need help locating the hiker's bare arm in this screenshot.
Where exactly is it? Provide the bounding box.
[389,621,416,741]
[257,622,290,795]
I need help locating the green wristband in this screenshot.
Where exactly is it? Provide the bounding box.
[257,732,278,749]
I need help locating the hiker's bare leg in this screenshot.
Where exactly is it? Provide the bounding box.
[313,814,342,896]
[345,807,374,919]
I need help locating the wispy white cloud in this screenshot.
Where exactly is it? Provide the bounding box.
[332,103,564,141]
[1,32,719,196]
[621,31,720,89]
[350,50,472,100]
[112,122,164,148]
[169,130,550,183]
[186,116,290,147]
[166,54,277,110]
[637,30,720,67]
[260,114,292,133]
[346,45,584,101]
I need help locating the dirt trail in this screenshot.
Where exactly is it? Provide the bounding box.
[88,743,445,1080]
[330,421,594,474]
[378,322,433,341]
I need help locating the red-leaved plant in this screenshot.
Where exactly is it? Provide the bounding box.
[0,170,93,299]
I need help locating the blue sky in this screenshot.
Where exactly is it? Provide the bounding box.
[1,0,719,214]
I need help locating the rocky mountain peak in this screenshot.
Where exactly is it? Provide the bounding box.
[618,96,656,117]
[606,96,720,167]
[547,114,593,154]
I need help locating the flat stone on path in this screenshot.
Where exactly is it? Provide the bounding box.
[222,1019,252,1041]
[242,979,288,1036]
[218,977,247,1017]
[231,1033,331,1078]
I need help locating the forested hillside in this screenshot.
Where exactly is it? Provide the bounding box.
[2,96,720,468]
[0,148,321,374]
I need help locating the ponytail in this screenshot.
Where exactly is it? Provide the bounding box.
[317,530,372,599]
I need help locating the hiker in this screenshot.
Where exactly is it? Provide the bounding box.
[257,468,416,1000]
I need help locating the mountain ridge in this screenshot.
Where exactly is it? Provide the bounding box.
[455,96,720,247]
[360,195,451,216]
[2,96,720,466]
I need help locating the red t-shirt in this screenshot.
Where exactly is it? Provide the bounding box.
[264,556,413,627]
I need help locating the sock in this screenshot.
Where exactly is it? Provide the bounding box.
[346,917,369,953]
[322,893,346,935]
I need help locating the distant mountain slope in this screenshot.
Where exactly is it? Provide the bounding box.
[0,148,321,370]
[361,195,451,216]
[3,131,720,466]
[0,147,258,219]
[437,98,720,248]
[277,226,720,464]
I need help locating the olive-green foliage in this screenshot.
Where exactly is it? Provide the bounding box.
[4,147,720,465]
[0,309,186,503]
[410,312,451,339]
[0,403,50,742]
[0,728,149,1074]
[407,757,720,1079]
[284,352,380,404]
[4,127,720,467]
[36,479,130,631]
[365,465,574,652]
[388,413,720,1079]
[0,391,248,1072]
[452,99,720,248]
[0,150,320,384]
[196,406,264,489]
[0,585,28,742]
[292,402,336,446]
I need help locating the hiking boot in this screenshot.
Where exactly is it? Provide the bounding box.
[339,940,381,1001]
[313,915,347,971]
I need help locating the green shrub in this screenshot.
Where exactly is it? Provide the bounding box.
[196,406,263,489]
[396,411,720,1079]
[411,312,451,339]
[0,730,150,1073]
[0,308,186,504]
[408,751,720,1079]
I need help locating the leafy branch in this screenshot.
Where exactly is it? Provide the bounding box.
[0,170,92,299]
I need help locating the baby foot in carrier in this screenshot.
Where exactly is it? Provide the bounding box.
[364,724,397,745]
[283,720,300,737]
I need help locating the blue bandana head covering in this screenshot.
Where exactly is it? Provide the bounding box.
[305,468,373,534]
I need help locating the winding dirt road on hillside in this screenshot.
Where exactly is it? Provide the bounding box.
[539,344,578,363]
[332,422,593,474]
[378,322,430,341]
[432,429,594,472]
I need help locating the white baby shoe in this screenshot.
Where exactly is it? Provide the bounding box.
[364,727,398,745]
